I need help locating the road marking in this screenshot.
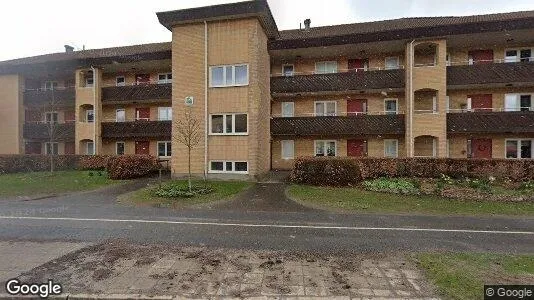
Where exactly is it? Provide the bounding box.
[0,215,532,235]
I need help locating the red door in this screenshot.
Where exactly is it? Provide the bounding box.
[135,74,150,85]
[471,139,492,159]
[64,142,75,155]
[347,139,366,157]
[135,108,150,121]
[347,99,367,116]
[135,141,150,155]
[469,94,492,112]
[468,50,494,64]
[348,59,368,72]
[64,110,75,123]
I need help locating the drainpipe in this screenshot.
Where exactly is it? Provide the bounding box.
[90,65,97,155]
[409,40,415,158]
[204,21,208,178]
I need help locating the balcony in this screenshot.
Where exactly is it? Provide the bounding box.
[271,114,405,137]
[102,83,172,104]
[447,61,534,88]
[23,122,75,140]
[447,111,534,134]
[270,69,405,96]
[101,121,172,139]
[23,88,75,107]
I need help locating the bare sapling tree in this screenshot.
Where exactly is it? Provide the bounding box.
[173,107,202,192]
[42,87,61,173]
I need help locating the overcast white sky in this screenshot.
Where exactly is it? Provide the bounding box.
[1,0,534,61]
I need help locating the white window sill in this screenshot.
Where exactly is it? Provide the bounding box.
[209,133,249,136]
[209,83,249,88]
[208,171,249,175]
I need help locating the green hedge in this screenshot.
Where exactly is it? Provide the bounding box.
[290,157,534,186]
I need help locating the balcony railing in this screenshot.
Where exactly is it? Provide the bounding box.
[101,121,172,139]
[23,88,75,107]
[447,111,534,134]
[23,122,75,140]
[271,115,405,136]
[448,61,534,87]
[102,83,171,103]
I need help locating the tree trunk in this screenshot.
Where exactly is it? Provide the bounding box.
[49,153,54,173]
[188,146,192,192]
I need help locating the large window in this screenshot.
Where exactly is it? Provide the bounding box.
[315,140,336,157]
[281,102,294,117]
[44,81,58,91]
[282,64,294,76]
[45,112,58,124]
[315,61,337,74]
[384,99,398,115]
[505,49,532,63]
[210,64,248,87]
[281,140,295,159]
[116,142,125,155]
[210,114,247,135]
[209,161,248,174]
[385,57,400,70]
[384,139,399,158]
[505,94,533,111]
[158,107,172,121]
[158,73,172,84]
[45,142,58,155]
[157,141,172,158]
[314,101,337,116]
[116,109,125,122]
[506,139,532,159]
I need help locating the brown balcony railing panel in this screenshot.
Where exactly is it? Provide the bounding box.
[23,88,75,107]
[271,115,405,137]
[101,121,172,139]
[102,83,171,103]
[448,62,534,86]
[23,122,75,140]
[270,69,405,95]
[447,111,534,134]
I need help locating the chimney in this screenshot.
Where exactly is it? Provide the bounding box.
[64,45,74,53]
[304,19,311,30]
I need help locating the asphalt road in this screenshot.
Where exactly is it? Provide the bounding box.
[0,181,532,254]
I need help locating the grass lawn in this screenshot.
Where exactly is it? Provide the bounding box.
[287,185,534,216]
[0,171,121,198]
[416,253,534,300]
[118,180,252,208]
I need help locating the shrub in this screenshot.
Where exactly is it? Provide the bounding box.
[78,155,113,170]
[106,155,159,180]
[0,155,80,174]
[290,157,361,186]
[154,183,214,198]
[363,178,420,195]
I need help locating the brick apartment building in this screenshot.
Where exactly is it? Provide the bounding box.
[0,0,534,178]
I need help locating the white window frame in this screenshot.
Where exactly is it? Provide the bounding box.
[282,64,294,76]
[314,140,337,157]
[209,113,248,135]
[85,76,94,88]
[281,140,295,160]
[505,48,533,63]
[44,111,59,124]
[86,109,95,123]
[314,101,337,116]
[315,61,338,74]
[385,56,400,70]
[209,64,249,87]
[45,142,59,155]
[505,139,533,159]
[158,73,172,84]
[116,76,126,87]
[157,141,172,158]
[384,98,399,114]
[209,161,248,174]
[116,141,125,155]
[116,109,125,122]
[281,102,294,117]
[86,141,95,155]
[43,81,58,91]
[158,107,172,121]
[384,139,399,158]
[505,93,534,112]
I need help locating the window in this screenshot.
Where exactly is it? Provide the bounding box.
[116,142,125,155]
[157,141,172,158]
[446,54,451,66]
[281,140,294,159]
[281,102,294,117]
[85,76,94,87]
[384,139,398,158]
[506,139,533,159]
[209,161,248,174]
[314,140,336,157]
[44,81,58,91]
[385,57,400,70]
[87,142,95,155]
[158,73,172,84]
[505,94,533,111]
[116,109,125,122]
[505,49,532,63]
[210,114,247,134]
[45,142,58,155]
[314,101,337,116]
[45,112,58,124]
[384,99,398,115]
[210,64,248,87]
[315,61,337,74]
[282,64,294,76]
[86,110,95,123]
[116,76,125,86]
[158,107,172,121]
